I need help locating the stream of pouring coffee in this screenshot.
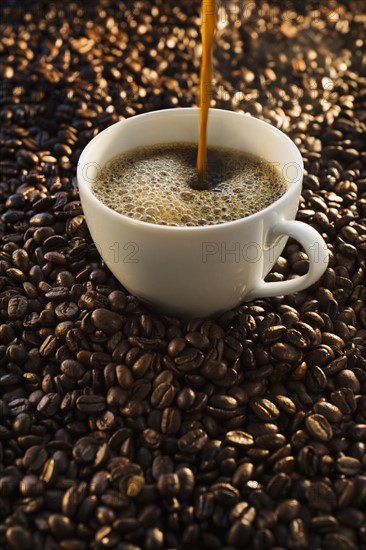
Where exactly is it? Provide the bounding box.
[196,0,216,190]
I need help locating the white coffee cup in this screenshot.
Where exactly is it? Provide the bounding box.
[77,108,329,317]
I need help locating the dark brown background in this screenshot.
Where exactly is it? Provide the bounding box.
[0,1,366,549]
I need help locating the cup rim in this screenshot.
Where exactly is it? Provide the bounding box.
[77,107,304,232]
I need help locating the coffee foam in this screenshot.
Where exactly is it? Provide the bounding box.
[92,143,287,226]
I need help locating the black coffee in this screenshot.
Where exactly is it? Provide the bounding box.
[92,143,287,226]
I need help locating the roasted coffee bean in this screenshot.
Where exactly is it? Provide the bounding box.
[22,445,48,472]
[132,353,154,378]
[76,395,106,413]
[80,291,109,310]
[212,482,240,505]
[150,383,176,409]
[177,467,195,498]
[37,393,61,416]
[270,342,302,362]
[256,433,286,450]
[5,526,32,550]
[349,424,366,441]
[145,527,164,549]
[210,395,238,411]
[306,365,327,392]
[227,520,254,546]
[201,359,228,380]
[116,365,134,389]
[232,462,254,487]
[41,457,59,484]
[272,395,297,415]
[261,324,287,344]
[45,287,69,301]
[55,301,79,321]
[73,438,100,465]
[151,455,174,480]
[311,515,339,533]
[337,456,362,476]
[7,295,28,319]
[12,249,30,272]
[39,334,58,357]
[178,429,208,453]
[177,387,196,410]
[331,389,356,415]
[313,401,343,423]
[60,359,85,379]
[336,507,365,528]
[305,481,337,512]
[91,308,123,334]
[185,332,210,350]
[161,407,181,434]
[336,370,361,393]
[167,337,187,357]
[276,499,301,522]
[225,431,254,449]
[20,474,44,497]
[305,414,333,442]
[249,398,280,421]
[157,473,180,497]
[267,473,292,499]
[62,485,83,517]
[49,513,75,538]
[323,533,358,550]
[131,379,151,402]
[108,290,126,312]
[128,336,166,351]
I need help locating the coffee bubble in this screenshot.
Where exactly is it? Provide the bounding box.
[92,143,287,227]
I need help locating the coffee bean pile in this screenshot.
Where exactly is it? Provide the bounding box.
[1,1,366,548]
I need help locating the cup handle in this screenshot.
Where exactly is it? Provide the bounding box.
[245,220,329,300]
